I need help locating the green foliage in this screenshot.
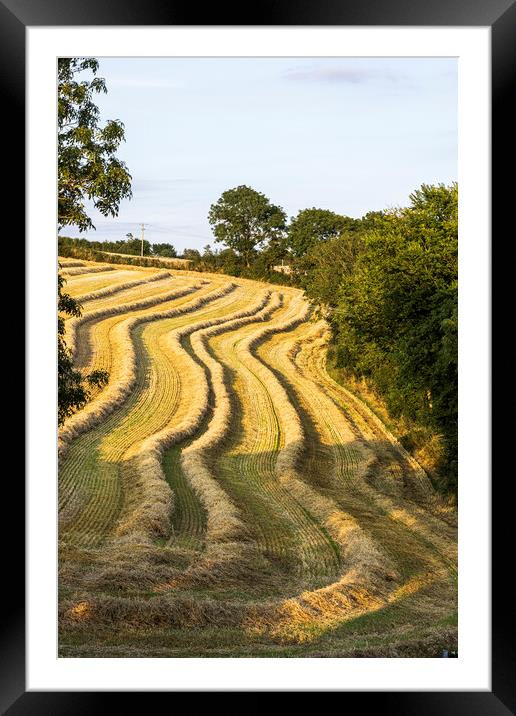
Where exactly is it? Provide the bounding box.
[58,273,108,425]
[286,208,360,258]
[208,185,287,267]
[120,233,151,256]
[57,59,140,425]
[151,242,177,258]
[211,248,243,275]
[58,58,132,232]
[58,236,188,269]
[294,232,365,307]
[58,234,151,256]
[333,183,458,488]
[181,248,201,262]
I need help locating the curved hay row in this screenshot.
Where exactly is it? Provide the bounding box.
[305,324,433,496]
[60,321,180,547]
[79,276,186,316]
[109,289,276,546]
[97,286,250,543]
[73,280,216,374]
[58,282,237,464]
[61,265,116,276]
[159,289,274,549]
[62,269,152,298]
[264,321,391,525]
[288,323,457,565]
[241,322,456,643]
[211,297,302,568]
[60,273,180,332]
[58,286,246,547]
[58,259,88,268]
[65,280,206,357]
[75,270,171,303]
[230,295,348,578]
[242,324,408,641]
[178,291,284,546]
[184,292,340,584]
[296,325,457,537]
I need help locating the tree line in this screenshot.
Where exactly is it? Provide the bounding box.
[59,234,178,258]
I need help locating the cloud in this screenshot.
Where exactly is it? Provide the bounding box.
[283,66,407,85]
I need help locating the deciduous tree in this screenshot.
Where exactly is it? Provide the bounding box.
[58,58,132,231]
[58,58,129,421]
[208,185,286,267]
[286,208,358,258]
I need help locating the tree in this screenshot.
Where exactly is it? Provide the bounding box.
[216,247,243,275]
[259,232,289,273]
[58,58,132,231]
[58,58,129,422]
[152,242,177,258]
[182,248,201,262]
[296,232,364,307]
[286,208,358,258]
[208,185,287,267]
[334,183,458,486]
[121,237,151,256]
[58,274,108,425]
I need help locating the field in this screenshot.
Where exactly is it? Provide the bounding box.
[58,258,457,657]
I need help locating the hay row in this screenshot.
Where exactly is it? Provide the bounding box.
[77,276,185,320]
[60,265,116,276]
[159,294,342,586]
[63,270,149,298]
[109,289,275,545]
[199,296,336,578]
[227,295,348,576]
[292,327,457,562]
[58,288,245,547]
[277,321,456,568]
[72,279,214,374]
[65,281,207,357]
[58,259,88,268]
[308,324,434,494]
[58,282,237,462]
[237,294,310,477]
[178,291,283,545]
[243,322,405,640]
[268,323,456,635]
[75,270,171,303]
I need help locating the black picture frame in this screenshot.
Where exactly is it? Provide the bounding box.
[8,0,513,710]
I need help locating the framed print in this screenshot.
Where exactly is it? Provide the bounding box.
[7,0,513,709]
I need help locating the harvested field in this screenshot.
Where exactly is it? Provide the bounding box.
[58,258,457,657]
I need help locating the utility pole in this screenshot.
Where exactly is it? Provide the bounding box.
[140,223,145,257]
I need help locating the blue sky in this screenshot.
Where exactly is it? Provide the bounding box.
[62,57,457,253]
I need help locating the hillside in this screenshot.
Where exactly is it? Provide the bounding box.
[58,258,457,657]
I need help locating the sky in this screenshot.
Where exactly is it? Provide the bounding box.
[62,57,457,253]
